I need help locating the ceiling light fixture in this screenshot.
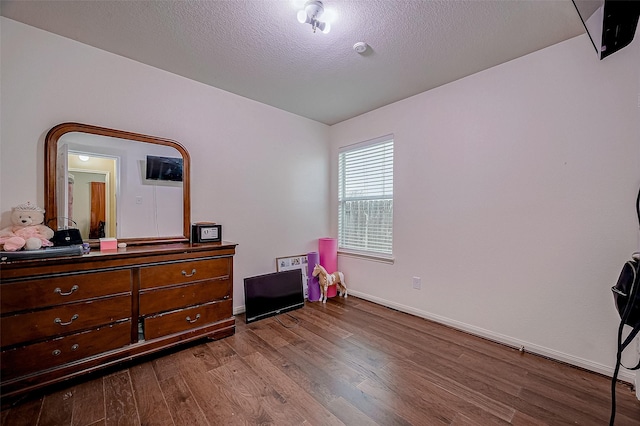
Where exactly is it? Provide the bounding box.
[78,155,89,162]
[297,0,331,34]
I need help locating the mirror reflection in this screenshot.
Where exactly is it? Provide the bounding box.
[67,152,117,239]
[46,123,190,245]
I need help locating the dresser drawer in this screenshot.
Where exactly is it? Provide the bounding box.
[140,257,230,289]
[1,269,131,314]
[1,296,130,348]
[1,321,131,381]
[144,300,232,340]
[139,279,231,315]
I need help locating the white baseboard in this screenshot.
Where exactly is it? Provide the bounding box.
[347,290,636,385]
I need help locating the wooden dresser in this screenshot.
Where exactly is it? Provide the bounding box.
[0,242,236,399]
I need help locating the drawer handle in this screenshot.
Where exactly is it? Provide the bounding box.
[54,314,79,326]
[52,344,79,357]
[54,285,79,296]
[181,269,197,277]
[186,313,201,324]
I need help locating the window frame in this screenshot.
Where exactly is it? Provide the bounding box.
[338,134,394,262]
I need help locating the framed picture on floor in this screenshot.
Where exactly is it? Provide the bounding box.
[276,254,308,297]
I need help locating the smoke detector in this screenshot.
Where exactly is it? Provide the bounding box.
[353,42,368,54]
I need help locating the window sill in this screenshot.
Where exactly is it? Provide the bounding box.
[337,250,395,264]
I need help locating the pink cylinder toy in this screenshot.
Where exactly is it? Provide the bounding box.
[318,238,338,298]
[307,251,320,302]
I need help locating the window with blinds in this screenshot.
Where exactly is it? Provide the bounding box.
[338,135,394,256]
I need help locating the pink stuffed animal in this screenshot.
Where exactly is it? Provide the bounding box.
[0,202,54,251]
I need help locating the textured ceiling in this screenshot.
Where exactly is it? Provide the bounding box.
[1,0,585,125]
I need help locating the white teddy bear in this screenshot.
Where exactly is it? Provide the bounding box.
[0,202,55,251]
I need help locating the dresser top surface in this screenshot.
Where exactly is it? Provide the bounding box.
[0,241,237,278]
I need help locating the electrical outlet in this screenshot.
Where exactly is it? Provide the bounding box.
[412,276,421,290]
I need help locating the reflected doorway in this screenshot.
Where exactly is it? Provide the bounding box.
[68,152,118,240]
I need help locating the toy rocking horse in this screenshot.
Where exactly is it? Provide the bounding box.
[311,264,348,303]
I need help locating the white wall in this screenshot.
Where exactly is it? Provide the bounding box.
[0,17,330,310]
[329,34,640,381]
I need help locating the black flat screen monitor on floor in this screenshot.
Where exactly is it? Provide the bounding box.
[244,269,304,324]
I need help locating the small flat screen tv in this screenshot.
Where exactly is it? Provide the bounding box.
[244,269,304,324]
[572,0,640,60]
[145,155,183,182]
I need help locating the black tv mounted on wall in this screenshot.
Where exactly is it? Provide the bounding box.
[244,269,304,324]
[572,0,640,60]
[145,155,183,182]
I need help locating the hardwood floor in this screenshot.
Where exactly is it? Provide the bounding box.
[2,296,639,425]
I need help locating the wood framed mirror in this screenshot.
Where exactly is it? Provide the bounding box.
[45,122,191,245]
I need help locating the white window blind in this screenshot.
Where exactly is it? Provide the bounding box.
[338,135,394,256]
